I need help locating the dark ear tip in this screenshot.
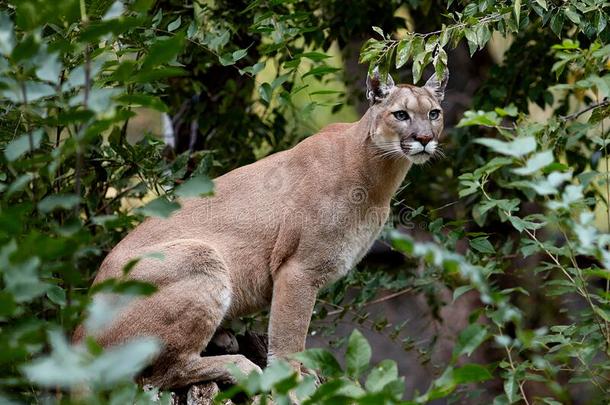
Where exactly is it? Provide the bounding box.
[366,65,395,104]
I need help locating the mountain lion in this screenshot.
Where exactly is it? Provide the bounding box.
[74,67,448,389]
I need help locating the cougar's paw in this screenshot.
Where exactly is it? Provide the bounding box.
[221,355,263,385]
[236,356,263,375]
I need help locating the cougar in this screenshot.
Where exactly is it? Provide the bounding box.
[74,67,448,389]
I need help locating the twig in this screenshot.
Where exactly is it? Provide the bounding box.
[93,181,143,216]
[410,12,503,39]
[600,90,610,350]
[480,183,610,350]
[560,98,610,121]
[140,27,257,80]
[20,82,33,152]
[17,75,41,201]
[497,325,531,405]
[322,287,414,317]
[74,45,90,216]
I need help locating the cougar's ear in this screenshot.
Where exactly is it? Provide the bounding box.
[366,66,395,105]
[424,68,449,101]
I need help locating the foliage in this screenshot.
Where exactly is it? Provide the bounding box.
[2,0,610,404]
[221,329,491,404]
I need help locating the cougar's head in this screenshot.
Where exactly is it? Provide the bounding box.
[366,67,448,165]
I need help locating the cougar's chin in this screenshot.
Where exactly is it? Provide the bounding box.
[402,140,436,165]
[407,152,431,165]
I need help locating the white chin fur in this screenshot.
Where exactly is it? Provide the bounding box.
[408,153,431,165]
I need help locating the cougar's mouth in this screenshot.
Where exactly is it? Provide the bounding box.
[400,141,435,164]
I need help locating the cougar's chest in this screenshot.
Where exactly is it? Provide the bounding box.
[327,206,389,281]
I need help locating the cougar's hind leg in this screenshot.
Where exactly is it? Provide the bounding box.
[93,240,261,389]
[133,278,260,389]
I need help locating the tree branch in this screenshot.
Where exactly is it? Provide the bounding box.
[321,287,414,317]
[560,98,610,121]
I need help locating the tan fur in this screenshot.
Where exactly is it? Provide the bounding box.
[73,69,448,389]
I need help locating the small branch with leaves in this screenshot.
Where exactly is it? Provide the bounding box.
[560,98,610,121]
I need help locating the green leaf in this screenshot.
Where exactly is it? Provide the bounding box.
[6,174,33,196]
[103,1,124,20]
[475,24,491,49]
[4,129,43,161]
[232,49,247,62]
[219,53,234,66]
[504,370,520,403]
[2,253,47,303]
[593,306,610,323]
[512,151,554,175]
[24,81,56,102]
[23,331,160,389]
[271,74,290,89]
[596,11,607,33]
[412,48,428,83]
[36,52,62,84]
[137,197,180,218]
[346,329,371,378]
[187,20,197,38]
[133,67,186,83]
[535,0,547,10]
[38,194,80,213]
[294,349,342,378]
[118,94,168,112]
[0,12,15,55]
[464,28,478,56]
[469,237,495,254]
[508,215,544,232]
[174,175,214,198]
[390,231,414,254]
[418,363,491,402]
[457,110,500,127]
[140,33,185,72]
[475,136,537,157]
[259,82,272,103]
[72,87,121,115]
[395,39,412,69]
[563,7,581,25]
[167,16,181,32]
[1,79,55,103]
[302,65,340,78]
[514,0,521,26]
[365,360,399,392]
[300,52,331,62]
[550,12,564,37]
[239,61,265,76]
[47,285,66,307]
[306,379,361,402]
[453,285,473,302]
[372,26,384,38]
[452,364,493,384]
[11,35,40,61]
[309,90,343,96]
[494,105,518,117]
[259,360,295,391]
[452,324,488,360]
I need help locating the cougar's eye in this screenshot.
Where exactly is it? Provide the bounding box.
[429,109,441,120]
[392,110,410,121]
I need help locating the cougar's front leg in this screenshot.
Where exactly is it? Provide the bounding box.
[267,260,318,369]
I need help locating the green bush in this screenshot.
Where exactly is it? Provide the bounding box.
[2,0,610,404]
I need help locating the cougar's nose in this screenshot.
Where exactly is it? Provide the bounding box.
[414,133,433,146]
